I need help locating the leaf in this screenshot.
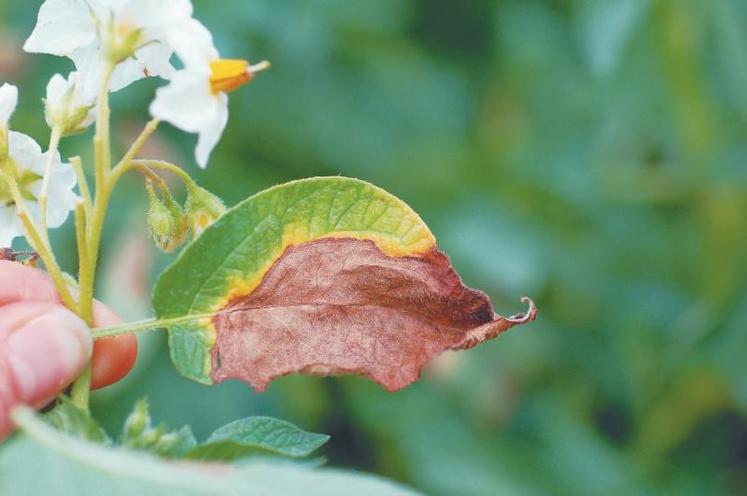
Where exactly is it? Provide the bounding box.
[44,397,110,444]
[153,177,536,391]
[0,408,420,496]
[120,398,197,458]
[185,416,329,461]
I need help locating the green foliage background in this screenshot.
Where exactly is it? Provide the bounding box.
[2,0,747,494]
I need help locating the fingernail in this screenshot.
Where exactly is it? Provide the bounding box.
[6,309,92,405]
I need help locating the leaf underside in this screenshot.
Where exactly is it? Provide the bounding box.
[154,177,536,390]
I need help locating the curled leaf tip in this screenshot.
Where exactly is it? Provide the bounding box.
[451,296,537,351]
[506,296,538,323]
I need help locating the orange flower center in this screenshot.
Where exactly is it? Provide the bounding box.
[210,59,253,94]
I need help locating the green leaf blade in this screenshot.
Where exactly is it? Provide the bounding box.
[185,416,330,461]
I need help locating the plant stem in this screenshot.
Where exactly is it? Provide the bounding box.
[17,211,77,310]
[92,313,215,339]
[74,202,89,313]
[70,156,93,216]
[38,126,62,239]
[70,367,92,409]
[0,169,76,309]
[132,159,197,188]
[108,118,160,186]
[70,61,116,411]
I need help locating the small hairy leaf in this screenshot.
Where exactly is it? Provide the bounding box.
[154,177,536,391]
[185,416,329,461]
[120,398,197,458]
[1,408,419,496]
[44,397,110,444]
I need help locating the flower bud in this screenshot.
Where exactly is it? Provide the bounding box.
[186,183,226,237]
[160,187,189,253]
[44,73,95,136]
[145,182,176,251]
[145,181,190,253]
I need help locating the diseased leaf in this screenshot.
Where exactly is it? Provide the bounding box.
[44,397,110,445]
[185,416,329,461]
[154,177,536,391]
[2,408,420,496]
[120,398,197,458]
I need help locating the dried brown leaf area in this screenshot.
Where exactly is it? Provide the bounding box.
[212,238,537,392]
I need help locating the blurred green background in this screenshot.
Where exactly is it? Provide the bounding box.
[3,0,747,494]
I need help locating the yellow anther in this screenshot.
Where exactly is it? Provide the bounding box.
[209,59,270,94]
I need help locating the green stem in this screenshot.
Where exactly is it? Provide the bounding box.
[70,156,93,217]
[108,119,160,186]
[69,367,92,408]
[0,170,76,310]
[70,61,116,412]
[131,159,197,188]
[17,211,77,311]
[92,313,215,339]
[38,126,62,239]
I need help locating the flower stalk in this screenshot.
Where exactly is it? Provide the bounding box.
[70,61,117,409]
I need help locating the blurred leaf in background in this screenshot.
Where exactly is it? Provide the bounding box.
[2,0,747,494]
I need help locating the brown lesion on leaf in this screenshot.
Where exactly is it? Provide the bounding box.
[211,238,537,392]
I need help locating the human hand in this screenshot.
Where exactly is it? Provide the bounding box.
[0,261,137,440]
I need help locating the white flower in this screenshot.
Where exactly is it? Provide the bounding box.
[0,83,18,160]
[24,0,193,94]
[0,83,18,128]
[150,19,269,168]
[45,72,96,135]
[0,132,78,246]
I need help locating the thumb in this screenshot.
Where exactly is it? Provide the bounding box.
[0,304,92,440]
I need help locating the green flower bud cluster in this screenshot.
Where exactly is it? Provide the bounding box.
[145,181,188,253]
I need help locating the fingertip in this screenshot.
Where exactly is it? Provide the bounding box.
[5,308,92,407]
[91,334,138,390]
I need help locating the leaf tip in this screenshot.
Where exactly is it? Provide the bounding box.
[507,296,538,324]
[451,296,538,351]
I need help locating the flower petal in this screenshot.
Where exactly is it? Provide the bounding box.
[0,84,18,127]
[23,0,96,57]
[150,69,218,134]
[124,0,193,28]
[195,93,228,168]
[0,207,22,247]
[45,161,79,228]
[135,42,175,80]
[8,132,43,173]
[45,74,68,105]
[165,18,218,70]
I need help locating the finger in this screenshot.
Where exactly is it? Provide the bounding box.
[0,261,58,306]
[0,261,139,390]
[91,335,138,390]
[90,300,138,390]
[0,303,92,440]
